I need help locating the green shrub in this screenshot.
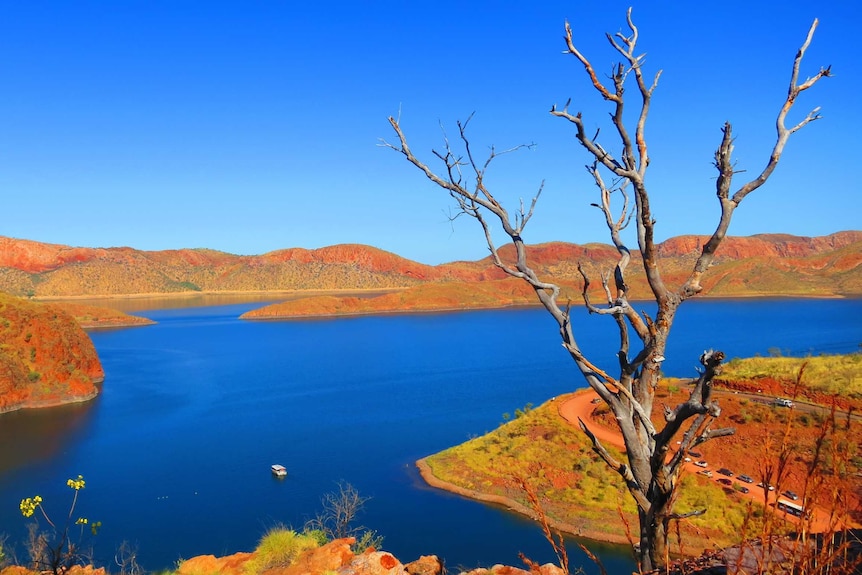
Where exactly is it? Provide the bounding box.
[243,527,321,575]
[352,529,383,553]
[169,281,202,292]
[302,529,328,547]
[514,402,533,418]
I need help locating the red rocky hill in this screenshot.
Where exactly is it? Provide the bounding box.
[0,293,105,413]
[0,238,477,296]
[0,232,859,299]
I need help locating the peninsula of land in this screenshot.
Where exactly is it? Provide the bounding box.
[418,356,862,554]
[0,293,108,413]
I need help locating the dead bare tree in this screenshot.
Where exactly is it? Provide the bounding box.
[383,9,830,573]
[304,481,383,552]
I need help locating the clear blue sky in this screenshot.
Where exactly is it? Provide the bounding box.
[1,1,858,265]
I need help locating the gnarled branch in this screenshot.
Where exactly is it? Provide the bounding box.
[681,19,830,297]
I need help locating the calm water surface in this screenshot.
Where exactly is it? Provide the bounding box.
[0,298,859,572]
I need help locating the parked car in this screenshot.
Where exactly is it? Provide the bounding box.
[738,474,754,484]
[689,451,702,458]
[717,468,734,477]
[774,398,794,408]
[783,490,799,501]
[735,484,750,494]
[718,478,733,486]
[698,470,713,478]
[694,460,708,468]
[758,482,776,492]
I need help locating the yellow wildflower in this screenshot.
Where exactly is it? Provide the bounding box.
[19,496,42,518]
[66,475,86,490]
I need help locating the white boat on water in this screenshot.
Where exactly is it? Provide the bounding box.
[271,464,287,477]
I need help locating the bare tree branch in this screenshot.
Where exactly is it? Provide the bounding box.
[387,12,826,571]
[681,19,830,297]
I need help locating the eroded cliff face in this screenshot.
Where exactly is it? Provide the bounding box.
[0,293,104,413]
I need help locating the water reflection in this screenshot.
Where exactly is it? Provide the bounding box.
[0,399,98,475]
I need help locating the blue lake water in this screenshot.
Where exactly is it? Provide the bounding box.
[0,298,859,572]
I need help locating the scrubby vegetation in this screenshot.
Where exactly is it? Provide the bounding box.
[304,481,383,554]
[2,481,380,575]
[425,395,755,553]
[241,527,324,575]
[425,358,862,566]
[50,302,155,329]
[721,353,862,399]
[0,293,104,413]
[2,233,859,300]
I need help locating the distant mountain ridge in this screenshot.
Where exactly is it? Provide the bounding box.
[0,231,859,299]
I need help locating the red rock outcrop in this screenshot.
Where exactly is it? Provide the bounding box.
[173,538,443,575]
[0,292,104,413]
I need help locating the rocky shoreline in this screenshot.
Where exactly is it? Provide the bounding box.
[0,387,100,415]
